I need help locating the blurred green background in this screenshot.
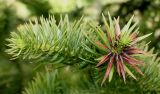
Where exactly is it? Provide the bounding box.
[0,0,159,94]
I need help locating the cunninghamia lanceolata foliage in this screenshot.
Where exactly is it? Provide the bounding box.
[6,13,152,86]
[6,15,88,64]
[84,13,152,85]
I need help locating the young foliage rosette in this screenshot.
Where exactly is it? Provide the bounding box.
[83,13,152,85]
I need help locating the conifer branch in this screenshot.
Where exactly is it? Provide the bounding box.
[6,15,89,65]
[6,14,160,93]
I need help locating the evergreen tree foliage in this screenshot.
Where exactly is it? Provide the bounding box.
[6,14,160,94]
[0,0,159,94]
[6,15,88,64]
[0,1,37,93]
[103,0,160,54]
